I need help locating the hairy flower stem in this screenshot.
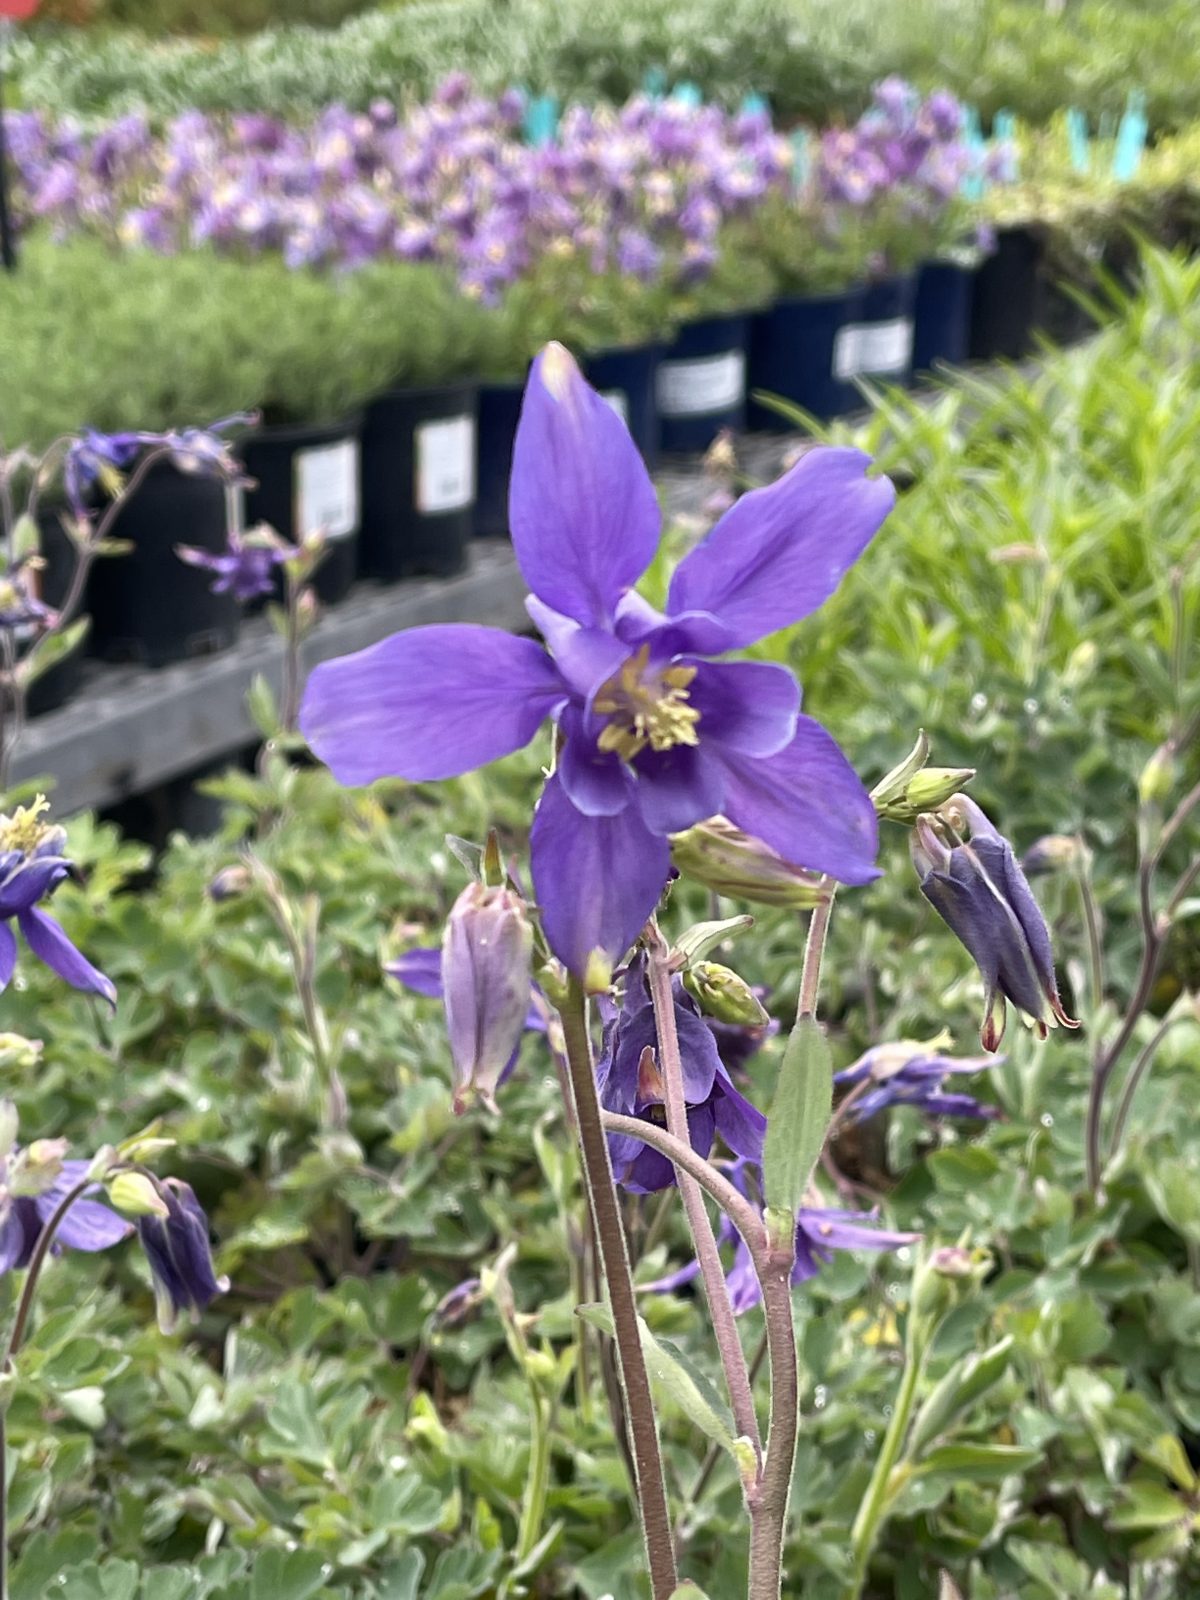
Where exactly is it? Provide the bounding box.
[598,1112,798,1600]
[1085,778,1200,1194]
[842,1323,928,1600]
[0,1176,94,1600]
[645,928,762,1467]
[796,886,835,1022]
[558,977,678,1600]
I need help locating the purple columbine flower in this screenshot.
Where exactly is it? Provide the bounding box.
[176,525,289,604]
[0,1130,130,1276]
[300,345,893,979]
[598,956,766,1193]
[646,1157,919,1312]
[912,794,1079,1052]
[0,800,116,1007]
[441,883,535,1115]
[833,1041,999,1123]
[63,428,143,518]
[135,1177,229,1334]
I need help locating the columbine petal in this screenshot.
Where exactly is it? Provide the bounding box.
[634,744,725,836]
[510,343,662,627]
[18,908,117,1007]
[558,711,636,817]
[712,716,878,885]
[531,773,669,977]
[299,624,564,785]
[666,447,894,648]
[44,1196,131,1252]
[0,924,15,992]
[0,856,71,918]
[712,1072,768,1162]
[0,1205,31,1274]
[384,947,444,997]
[687,659,800,758]
[526,597,630,700]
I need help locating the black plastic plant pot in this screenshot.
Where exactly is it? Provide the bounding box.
[1032,265,1101,349]
[24,506,86,718]
[968,225,1042,361]
[360,383,478,580]
[747,288,864,429]
[241,417,362,605]
[474,382,524,540]
[583,344,662,469]
[86,459,240,668]
[843,274,918,389]
[656,315,748,454]
[912,261,975,375]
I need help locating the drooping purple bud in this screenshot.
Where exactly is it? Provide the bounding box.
[441,883,533,1116]
[134,1177,229,1333]
[911,795,1079,1052]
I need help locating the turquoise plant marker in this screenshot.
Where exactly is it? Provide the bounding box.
[642,67,667,100]
[523,94,559,148]
[1112,89,1147,181]
[672,81,703,109]
[740,92,769,120]
[962,106,986,199]
[1066,107,1091,174]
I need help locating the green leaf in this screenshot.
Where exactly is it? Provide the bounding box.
[907,1336,1016,1457]
[246,673,281,740]
[914,1442,1041,1481]
[577,1304,736,1454]
[374,1551,425,1600]
[19,618,90,687]
[249,1549,329,1600]
[1136,1433,1198,1491]
[762,1015,831,1213]
[1108,1480,1191,1531]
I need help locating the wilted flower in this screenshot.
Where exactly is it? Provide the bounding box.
[648,1156,918,1312]
[302,346,891,978]
[833,1040,999,1123]
[911,794,1079,1051]
[599,957,766,1193]
[134,1177,228,1333]
[0,798,116,1007]
[441,884,535,1114]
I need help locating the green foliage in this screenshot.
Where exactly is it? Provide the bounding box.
[0,246,1199,1596]
[0,238,489,447]
[10,0,1200,131]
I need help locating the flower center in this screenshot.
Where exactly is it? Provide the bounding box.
[0,796,52,856]
[593,645,700,762]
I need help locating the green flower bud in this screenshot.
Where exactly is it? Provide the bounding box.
[682,961,770,1027]
[874,732,975,824]
[670,818,827,909]
[1139,743,1176,809]
[108,1172,170,1218]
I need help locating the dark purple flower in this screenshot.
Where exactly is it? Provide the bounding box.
[598,957,766,1193]
[301,345,892,978]
[63,428,143,517]
[135,1177,228,1333]
[646,1157,918,1312]
[177,525,288,604]
[912,794,1079,1052]
[0,800,115,1007]
[833,1041,999,1123]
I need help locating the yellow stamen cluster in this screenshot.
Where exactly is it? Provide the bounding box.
[0,795,52,856]
[593,645,701,762]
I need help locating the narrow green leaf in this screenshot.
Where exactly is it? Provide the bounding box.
[908,1336,1015,1457]
[914,1442,1041,1481]
[576,1305,736,1454]
[763,1015,832,1212]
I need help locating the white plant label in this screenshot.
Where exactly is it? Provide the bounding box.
[656,350,745,417]
[832,317,914,380]
[295,439,359,541]
[416,415,476,515]
[601,389,630,426]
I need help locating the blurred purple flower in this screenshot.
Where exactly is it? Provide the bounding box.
[833,1041,999,1123]
[177,525,288,603]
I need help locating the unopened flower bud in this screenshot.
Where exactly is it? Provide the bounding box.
[0,1035,43,1074]
[10,1137,68,1196]
[0,1100,18,1160]
[207,864,251,902]
[670,818,828,909]
[442,883,533,1115]
[911,1243,991,1319]
[108,1172,170,1218]
[878,767,977,825]
[1139,744,1176,809]
[912,795,1078,1052]
[1021,834,1080,876]
[682,961,770,1027]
